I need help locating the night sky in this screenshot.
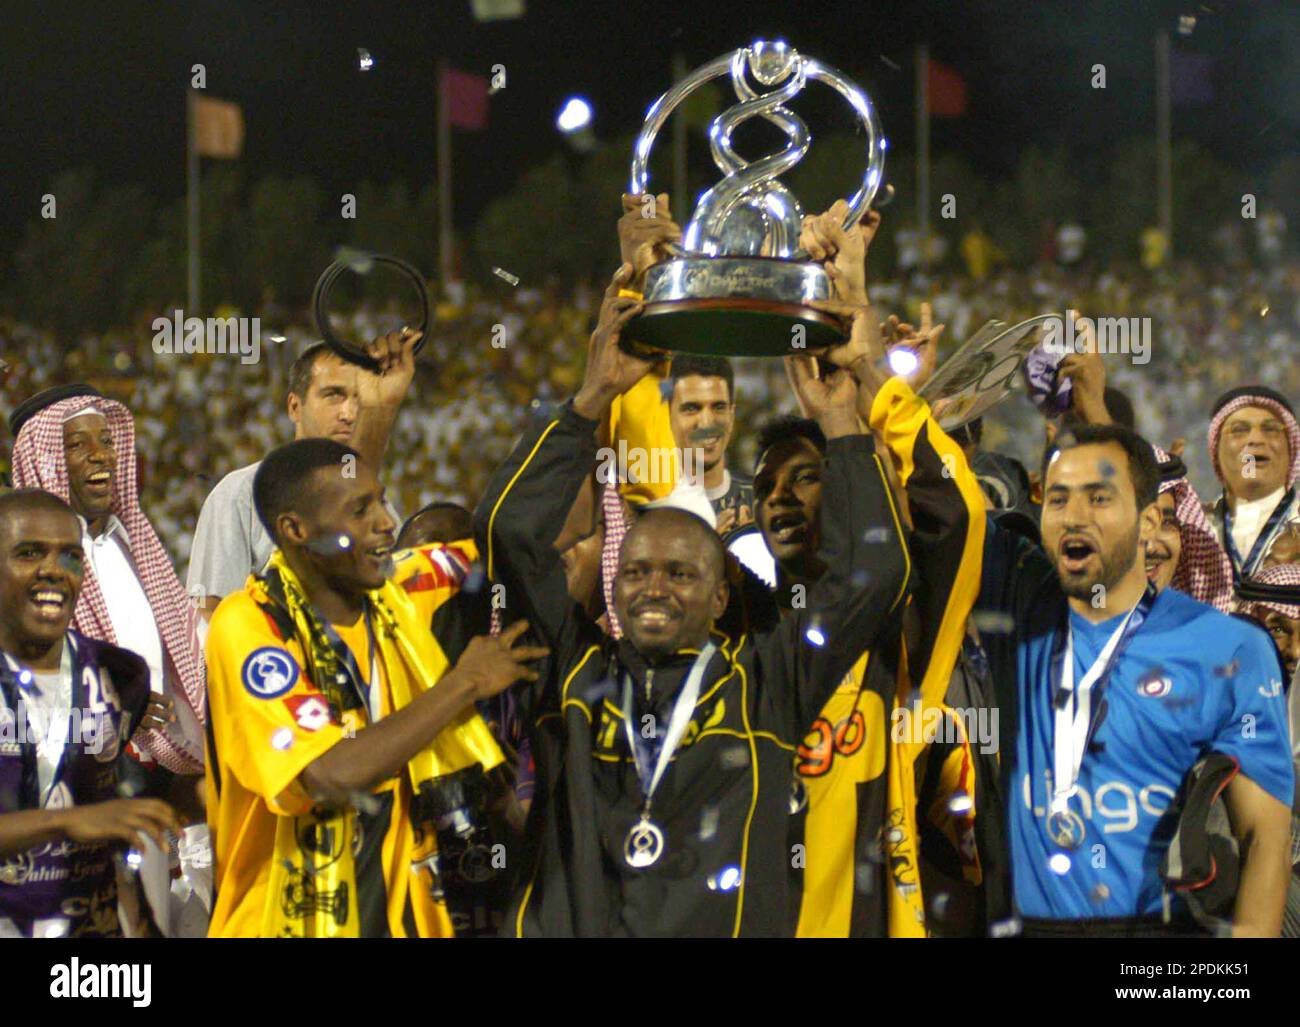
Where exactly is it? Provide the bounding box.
[2,0,1296,247]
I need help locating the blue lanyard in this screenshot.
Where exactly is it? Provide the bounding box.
[1221,488,1295,579]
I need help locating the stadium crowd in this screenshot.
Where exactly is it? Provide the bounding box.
[0,193,1298,940]
[3,253,1298,565]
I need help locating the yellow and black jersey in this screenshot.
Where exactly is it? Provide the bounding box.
[476,400,910,936]
[204,543,490,938]
[789,377,987,937]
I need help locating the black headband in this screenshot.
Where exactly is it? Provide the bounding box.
[7,383,102,440]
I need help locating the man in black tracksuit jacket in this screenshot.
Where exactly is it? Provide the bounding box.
[473,275,910,936]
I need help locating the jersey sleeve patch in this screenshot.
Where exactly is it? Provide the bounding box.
[241,646,300,699]
[283,694,333,732]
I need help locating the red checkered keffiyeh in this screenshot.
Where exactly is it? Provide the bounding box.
[11,395,205,772]
[1234,562,1300,622]
[1154,445,1234,613]
[1207,395,1300,487]
[600,480,628,639]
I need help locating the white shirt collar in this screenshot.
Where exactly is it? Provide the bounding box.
[78,513,130,546]
[705,469,732,503]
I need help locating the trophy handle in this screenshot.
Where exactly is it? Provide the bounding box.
[799,58,887,238]
[629,47,886,254]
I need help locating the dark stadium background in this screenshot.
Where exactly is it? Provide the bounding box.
[1,0,1296,250]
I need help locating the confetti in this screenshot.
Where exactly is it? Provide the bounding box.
[357,48,374,71]
[698,804,719,842]
[491,267,521,287]
[462,565,487,593]
[804,625,826,647]
[718,745,750,770]
[1178,14,1196,35]
[1091,883,1111,902]
[124,850,143,870]
[989,916,1023,938]
[947,791,973,816]
[972,610,1015,635]
[271,728,294,751]
[862,527,890,543]
[706,865,741,892]
[1048,852,1071,875]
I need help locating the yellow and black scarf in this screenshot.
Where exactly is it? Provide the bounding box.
[250,551,504,937]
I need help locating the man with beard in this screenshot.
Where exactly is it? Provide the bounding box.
[0,490,179,937]
[204,439,547,937]
[977,423,1292,935]
[1206,385,1300,580]
[475,267,909,936]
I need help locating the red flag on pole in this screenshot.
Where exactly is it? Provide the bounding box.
[440,67,489,131]
[926,60,967,118]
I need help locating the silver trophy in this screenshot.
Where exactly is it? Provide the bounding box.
[627,40,885,357]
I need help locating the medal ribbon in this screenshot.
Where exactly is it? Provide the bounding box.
[318,610,382,722]
[1050,589,1154,816]
[621,644,716,810]
[1221,487,1295,580]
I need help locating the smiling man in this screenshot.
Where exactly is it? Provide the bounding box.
[475,268,909,936]
[1207,385,1300,580]
[188,332,417,608]
[204,438,545,937]
[0,489,180,938]
[9,385,208,935]
[666,355,753,533]
[8,388,205,775]
[976,423,1293,936]
[1142,450,1233,610]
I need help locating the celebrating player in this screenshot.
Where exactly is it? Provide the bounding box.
[203,439,547,937]
[0,489,179,938]
[475,265,910,936]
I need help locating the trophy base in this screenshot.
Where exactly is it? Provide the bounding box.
[624,257,848,358]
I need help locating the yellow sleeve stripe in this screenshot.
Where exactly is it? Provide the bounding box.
[868,376,926,489]
[869,378,987,708]
[485,418,562,582]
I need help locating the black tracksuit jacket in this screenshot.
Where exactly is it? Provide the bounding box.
[474,401,910,936]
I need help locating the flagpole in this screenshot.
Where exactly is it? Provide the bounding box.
[437,59,454,288]
[186,88,200,313]
[1155,29,1173,258]
[671,51,687,221]
[916,44,930,273]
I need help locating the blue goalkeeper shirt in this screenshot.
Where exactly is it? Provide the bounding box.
[977,517,1293,919]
